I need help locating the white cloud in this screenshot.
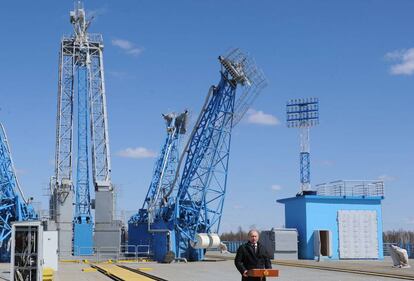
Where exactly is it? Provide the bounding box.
[88,6,108,19]
[378,174,396,182]
[246,109,280,126]
[117,147,157,159]
[112,39,143,57]
[385,48,414,75]
[112,39,133,50]
[127,48,143,56]
[271,184,282,191]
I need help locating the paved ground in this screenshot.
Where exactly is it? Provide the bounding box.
[122,260,409,281]
[0,256,412,281]
[0,262,111,281]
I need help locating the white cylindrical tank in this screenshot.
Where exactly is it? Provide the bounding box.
[208,233,221,248]
[190,233,222,249]
[190,233,210,249]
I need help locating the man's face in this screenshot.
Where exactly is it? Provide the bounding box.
[248,231,259,244]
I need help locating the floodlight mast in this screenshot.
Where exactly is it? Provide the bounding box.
[286,98,319,193]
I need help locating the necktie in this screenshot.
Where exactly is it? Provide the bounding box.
[253,244,257,254]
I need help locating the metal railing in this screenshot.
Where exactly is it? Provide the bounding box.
[383,243,414,259]
[59,244,151,262]
[224,241,413,259]
[62,33,103,44]
[316,180,384,197]
[222,241,244,253]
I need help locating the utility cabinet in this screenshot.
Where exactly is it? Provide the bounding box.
[43,231,58,271]
[260,228,298,260]
[11,221,43,281]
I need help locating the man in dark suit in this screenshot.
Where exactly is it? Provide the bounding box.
[234,229,272,281]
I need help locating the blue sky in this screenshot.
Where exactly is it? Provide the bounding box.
[1,1,414,233]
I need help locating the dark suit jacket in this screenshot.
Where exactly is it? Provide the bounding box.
[234,242,272,281]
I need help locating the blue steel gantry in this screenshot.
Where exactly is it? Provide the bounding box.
[129,49,266,262]
[128,111,188,260]
[50,2,116,256]
[0,123,37,260]
[286,98,319,193]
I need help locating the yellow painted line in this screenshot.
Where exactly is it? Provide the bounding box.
[92,263,154,281]
[82,267,97,272]
[137,268,153,271]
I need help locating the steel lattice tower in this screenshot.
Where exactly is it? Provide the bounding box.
[50,2,117,256]
[129,111,188,225]
[0,123,37,260]
[127,49,266,262]
[287,98,319,193]
[172,49,266,261]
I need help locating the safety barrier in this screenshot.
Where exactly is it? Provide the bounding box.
[58,244,151,262]
[222,241,244,253]
[224,241,414,259]
[383,243,414,259]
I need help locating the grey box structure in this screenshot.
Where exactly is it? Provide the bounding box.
[94,190,121,254]
[260,228,298,260]
[49,181,74,258]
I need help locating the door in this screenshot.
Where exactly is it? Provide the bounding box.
[43,231,58,271]
[313,230,332,258]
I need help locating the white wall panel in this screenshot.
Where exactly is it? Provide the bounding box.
[338,210,378,259]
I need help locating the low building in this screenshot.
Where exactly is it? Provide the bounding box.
[277,180,384,260]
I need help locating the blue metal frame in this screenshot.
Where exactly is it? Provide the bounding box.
[174,72,235,260]
[0,124,37,260]
[300,152,310,185]
[128,50,265,262]
[129,113,184,225]
[52,4,111,255]
[128,113,185,262]
[73,65,93,255]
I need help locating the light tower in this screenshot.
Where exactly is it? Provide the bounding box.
[50,2,119,256]
[287,98,319,193]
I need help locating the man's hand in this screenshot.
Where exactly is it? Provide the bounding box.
[242,270,248,277]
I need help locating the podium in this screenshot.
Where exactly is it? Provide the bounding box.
[247,269,279,278]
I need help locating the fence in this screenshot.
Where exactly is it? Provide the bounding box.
[222,241,244,253]
[224,241,414,259]
[59,244,151,262]
[383,243,414,259]
[316,180,384,197]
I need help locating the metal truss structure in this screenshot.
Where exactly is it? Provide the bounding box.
[0,123,37,260]
[287,98,319,193]
[51,2,111,255]
[173,49,266,260]
[129,111,188,225]
[128,49,266,262]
